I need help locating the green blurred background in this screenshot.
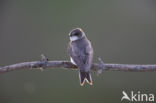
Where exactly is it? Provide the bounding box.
[0,0,156,103]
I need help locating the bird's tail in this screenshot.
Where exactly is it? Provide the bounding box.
[79,71,93,86]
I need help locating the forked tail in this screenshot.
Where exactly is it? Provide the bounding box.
[79,71,93,86]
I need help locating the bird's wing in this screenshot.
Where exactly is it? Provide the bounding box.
[84,43,93,68]
[68,42,93,71]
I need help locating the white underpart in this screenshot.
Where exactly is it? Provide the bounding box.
[70,57,76,65]
[70,36,79,41]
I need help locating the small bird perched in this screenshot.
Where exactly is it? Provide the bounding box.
[67,28,93,86]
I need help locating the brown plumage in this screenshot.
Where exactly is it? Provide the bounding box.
[67,28,93,86]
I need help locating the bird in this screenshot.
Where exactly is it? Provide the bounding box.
[67,28,93,86]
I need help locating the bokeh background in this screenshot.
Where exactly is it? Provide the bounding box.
[0,0,156,103]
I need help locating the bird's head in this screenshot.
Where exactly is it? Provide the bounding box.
[69,28,86,41]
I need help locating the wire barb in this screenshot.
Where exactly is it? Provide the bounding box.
[97,58,105,75]
[40,54,48,71]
